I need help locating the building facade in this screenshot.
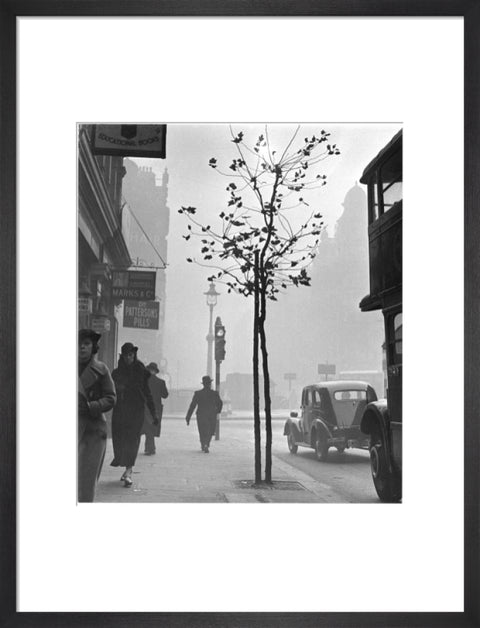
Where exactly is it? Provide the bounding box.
[78,125,131,369]
[119,159,170,366]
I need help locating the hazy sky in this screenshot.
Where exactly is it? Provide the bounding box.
[130,123,401,389]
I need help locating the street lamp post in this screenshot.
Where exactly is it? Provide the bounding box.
[204,281,220,378]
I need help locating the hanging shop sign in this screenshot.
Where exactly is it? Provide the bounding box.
[91,124,167,158]
[112,270,156,300]
[91,316,111,333]
[318,363,336,375]
[78,297,91,314]
[123,300,160,330]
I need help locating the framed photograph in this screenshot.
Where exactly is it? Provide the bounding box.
[2,2,478,627]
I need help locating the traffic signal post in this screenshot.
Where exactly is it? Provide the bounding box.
[214,317,226,440]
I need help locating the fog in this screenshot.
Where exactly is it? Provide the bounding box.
[119,123,400,398]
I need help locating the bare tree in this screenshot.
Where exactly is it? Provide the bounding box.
[179,126,340,484]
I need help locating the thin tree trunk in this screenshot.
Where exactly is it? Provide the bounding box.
[259,273,273,484]
[257,172,281,484]
[253,251,261,484]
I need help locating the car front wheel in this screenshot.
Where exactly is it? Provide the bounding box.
[287,432,298,454]
[315,435,329,461]
[370,430,401,503]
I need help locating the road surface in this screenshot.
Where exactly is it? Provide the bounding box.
[223,417,379,503]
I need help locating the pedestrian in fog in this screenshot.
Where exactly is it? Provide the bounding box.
[78,329,116,502]
[185,375,223,453]
[141,362,169,455]
[110,342,159,487]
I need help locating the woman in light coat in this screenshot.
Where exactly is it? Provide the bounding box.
[78,329,116,502]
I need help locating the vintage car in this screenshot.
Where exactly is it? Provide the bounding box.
[284,381,377,460]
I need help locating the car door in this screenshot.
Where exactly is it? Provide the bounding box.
[302,388,313,442]
[311,388,324,425]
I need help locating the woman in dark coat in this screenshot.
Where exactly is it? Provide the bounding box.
[78,329,116,502]
[110,342,159,487]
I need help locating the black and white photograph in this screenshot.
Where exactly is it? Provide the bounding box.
[78,122,402,504]
[6,10,473,624]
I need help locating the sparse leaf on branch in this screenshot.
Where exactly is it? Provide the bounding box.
[231,132,244,144]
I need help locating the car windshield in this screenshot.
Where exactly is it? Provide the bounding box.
[332,390,367,427]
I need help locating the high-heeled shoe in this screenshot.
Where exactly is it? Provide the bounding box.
[123,476,132,487]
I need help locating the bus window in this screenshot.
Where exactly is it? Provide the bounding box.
[368,179,381,222]
[388,312,402,365]
[394,312,402,361]
[381,149,402,210]
[366,147,402,222]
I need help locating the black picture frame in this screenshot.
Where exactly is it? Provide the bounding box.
[1,2,478,627]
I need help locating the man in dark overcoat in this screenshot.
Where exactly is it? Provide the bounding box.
[185,375,223,453]
[142,362,169,455]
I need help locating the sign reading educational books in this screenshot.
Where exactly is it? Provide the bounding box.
[112,270,156,300]
[123,300,160,330]
[91,124,167,158]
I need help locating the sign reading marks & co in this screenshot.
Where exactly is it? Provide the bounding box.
[112,270,156,300]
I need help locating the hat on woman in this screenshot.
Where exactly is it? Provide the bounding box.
[146,362,160,374]
[79,329,101,344]
[121,342,138,355]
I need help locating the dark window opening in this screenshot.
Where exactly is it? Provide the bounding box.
[367,147,402,223]
[388,312,403,365]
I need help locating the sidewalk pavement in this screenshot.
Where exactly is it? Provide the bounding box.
[95,415,335,503]
[161,410,291,421]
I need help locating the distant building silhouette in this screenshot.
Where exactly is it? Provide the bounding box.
[312,182,383,375]
[119,160,170,368]
[224,372,277,410]
[268,182,384,397]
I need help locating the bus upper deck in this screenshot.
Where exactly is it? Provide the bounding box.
[359,129,402,313]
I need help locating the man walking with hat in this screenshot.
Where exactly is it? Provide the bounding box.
[142,362,169,455]
[185,375,223,453]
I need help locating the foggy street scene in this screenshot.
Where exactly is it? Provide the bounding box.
[78,123,402,504]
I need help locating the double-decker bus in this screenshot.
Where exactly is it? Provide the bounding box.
[359,130,402,502]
